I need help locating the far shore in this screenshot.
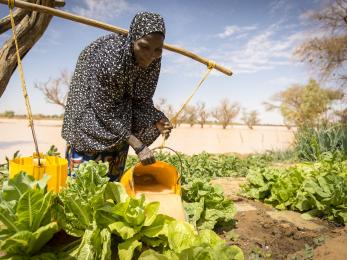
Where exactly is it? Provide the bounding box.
[0,118,296,161]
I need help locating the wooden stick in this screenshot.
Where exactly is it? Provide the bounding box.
[0,0,233,76]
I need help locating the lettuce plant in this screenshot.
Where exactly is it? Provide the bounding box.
[0,173,59,259]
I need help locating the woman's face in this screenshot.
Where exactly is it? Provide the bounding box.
[133,32,164,68]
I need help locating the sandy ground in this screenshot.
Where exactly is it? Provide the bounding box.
[0,119,295,160]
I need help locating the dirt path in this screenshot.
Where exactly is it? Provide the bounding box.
[212,177,347,260]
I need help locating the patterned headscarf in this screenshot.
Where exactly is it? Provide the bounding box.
[128,12,166,42]
[122,11,166,64]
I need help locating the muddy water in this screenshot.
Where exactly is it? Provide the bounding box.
[134,174,185,221]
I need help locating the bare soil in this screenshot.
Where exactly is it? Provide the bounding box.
[213,177,347,260]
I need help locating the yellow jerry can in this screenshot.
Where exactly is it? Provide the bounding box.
[120,161,185,221]
[9,153,68,192]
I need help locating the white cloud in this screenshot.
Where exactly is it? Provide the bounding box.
[298,9,316,23]
[163,16,326,77]
[218,26,238,38]
[162,20,310,76]
[264,76,297,87]
[72,0,136,20]
[213,23,302,74]
[218,25,257,39]
[268,0,293,15]
[163,24,292,76]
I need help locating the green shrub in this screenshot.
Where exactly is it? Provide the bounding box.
[2,110,15,118]
[294,124,347,161]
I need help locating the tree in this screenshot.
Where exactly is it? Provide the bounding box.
[155,98,167,111]
[294,0,347,87]
[2,110,15,118]
[184,105,197,127]
[173,109,187,127]
[212,99,240,129]
[34,69,71,110]
[242,109,260,129]
[263,79,344,127]
[155,98,175,120]
[0,0,65,97]
[196,101,209,128]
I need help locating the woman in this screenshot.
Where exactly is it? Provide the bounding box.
[62,12,172,181]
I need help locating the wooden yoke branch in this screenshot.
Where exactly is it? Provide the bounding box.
[0,0,233,93]
[0,0,65,97]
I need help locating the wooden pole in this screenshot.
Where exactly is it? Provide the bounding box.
[0,0,233,76]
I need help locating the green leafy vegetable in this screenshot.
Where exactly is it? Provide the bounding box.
[241,152,347,224]
[182,179,236,230]
[0,172,59,258]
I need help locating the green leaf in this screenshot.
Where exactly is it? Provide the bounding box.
[124,196,146,226]
[142,214,174,238]
[138,249,172,260]
[179,245,215,260]
[2,173,36,202]
[0,230,32,255]
[0,203,19,233]
[108,221,136,240]
[195,229,224,247]
[16,189,46,231]
[73,228,100,260]
[179,244,244,260]
[94,202,120,228]
[100,228,111,260]
[104,182,128,203]
[118,237,142,260]
[144,202,160,226]
[34,174,51,191]
[0,223,59,256]
[30,222,60,254]
[182,178,236,230]
[214,244,244,260]
[55,204,85,237]
[31,192,53,231]
[183,199,204,227]
[197,208,228,230]
[167,221,196,253]
[63,194,92,228]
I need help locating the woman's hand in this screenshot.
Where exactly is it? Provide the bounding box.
[155,118,173,140]
[127,134,156,165]
[137,146,156,165]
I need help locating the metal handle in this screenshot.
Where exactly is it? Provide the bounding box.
[152,146,183,185]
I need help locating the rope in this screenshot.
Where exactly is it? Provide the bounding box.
[8,0,41,164]
[8,0,14,8]
[160,60,216,148]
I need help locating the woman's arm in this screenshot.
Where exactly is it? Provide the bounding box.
[127,134,155,165]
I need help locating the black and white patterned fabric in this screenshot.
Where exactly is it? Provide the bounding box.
[62,12,167,153]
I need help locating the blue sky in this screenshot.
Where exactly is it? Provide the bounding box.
[0,0,329,124]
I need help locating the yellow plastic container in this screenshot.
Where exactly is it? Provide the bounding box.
[120,161,185,220]
[9,153,68,192]
[120,161,181,196]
